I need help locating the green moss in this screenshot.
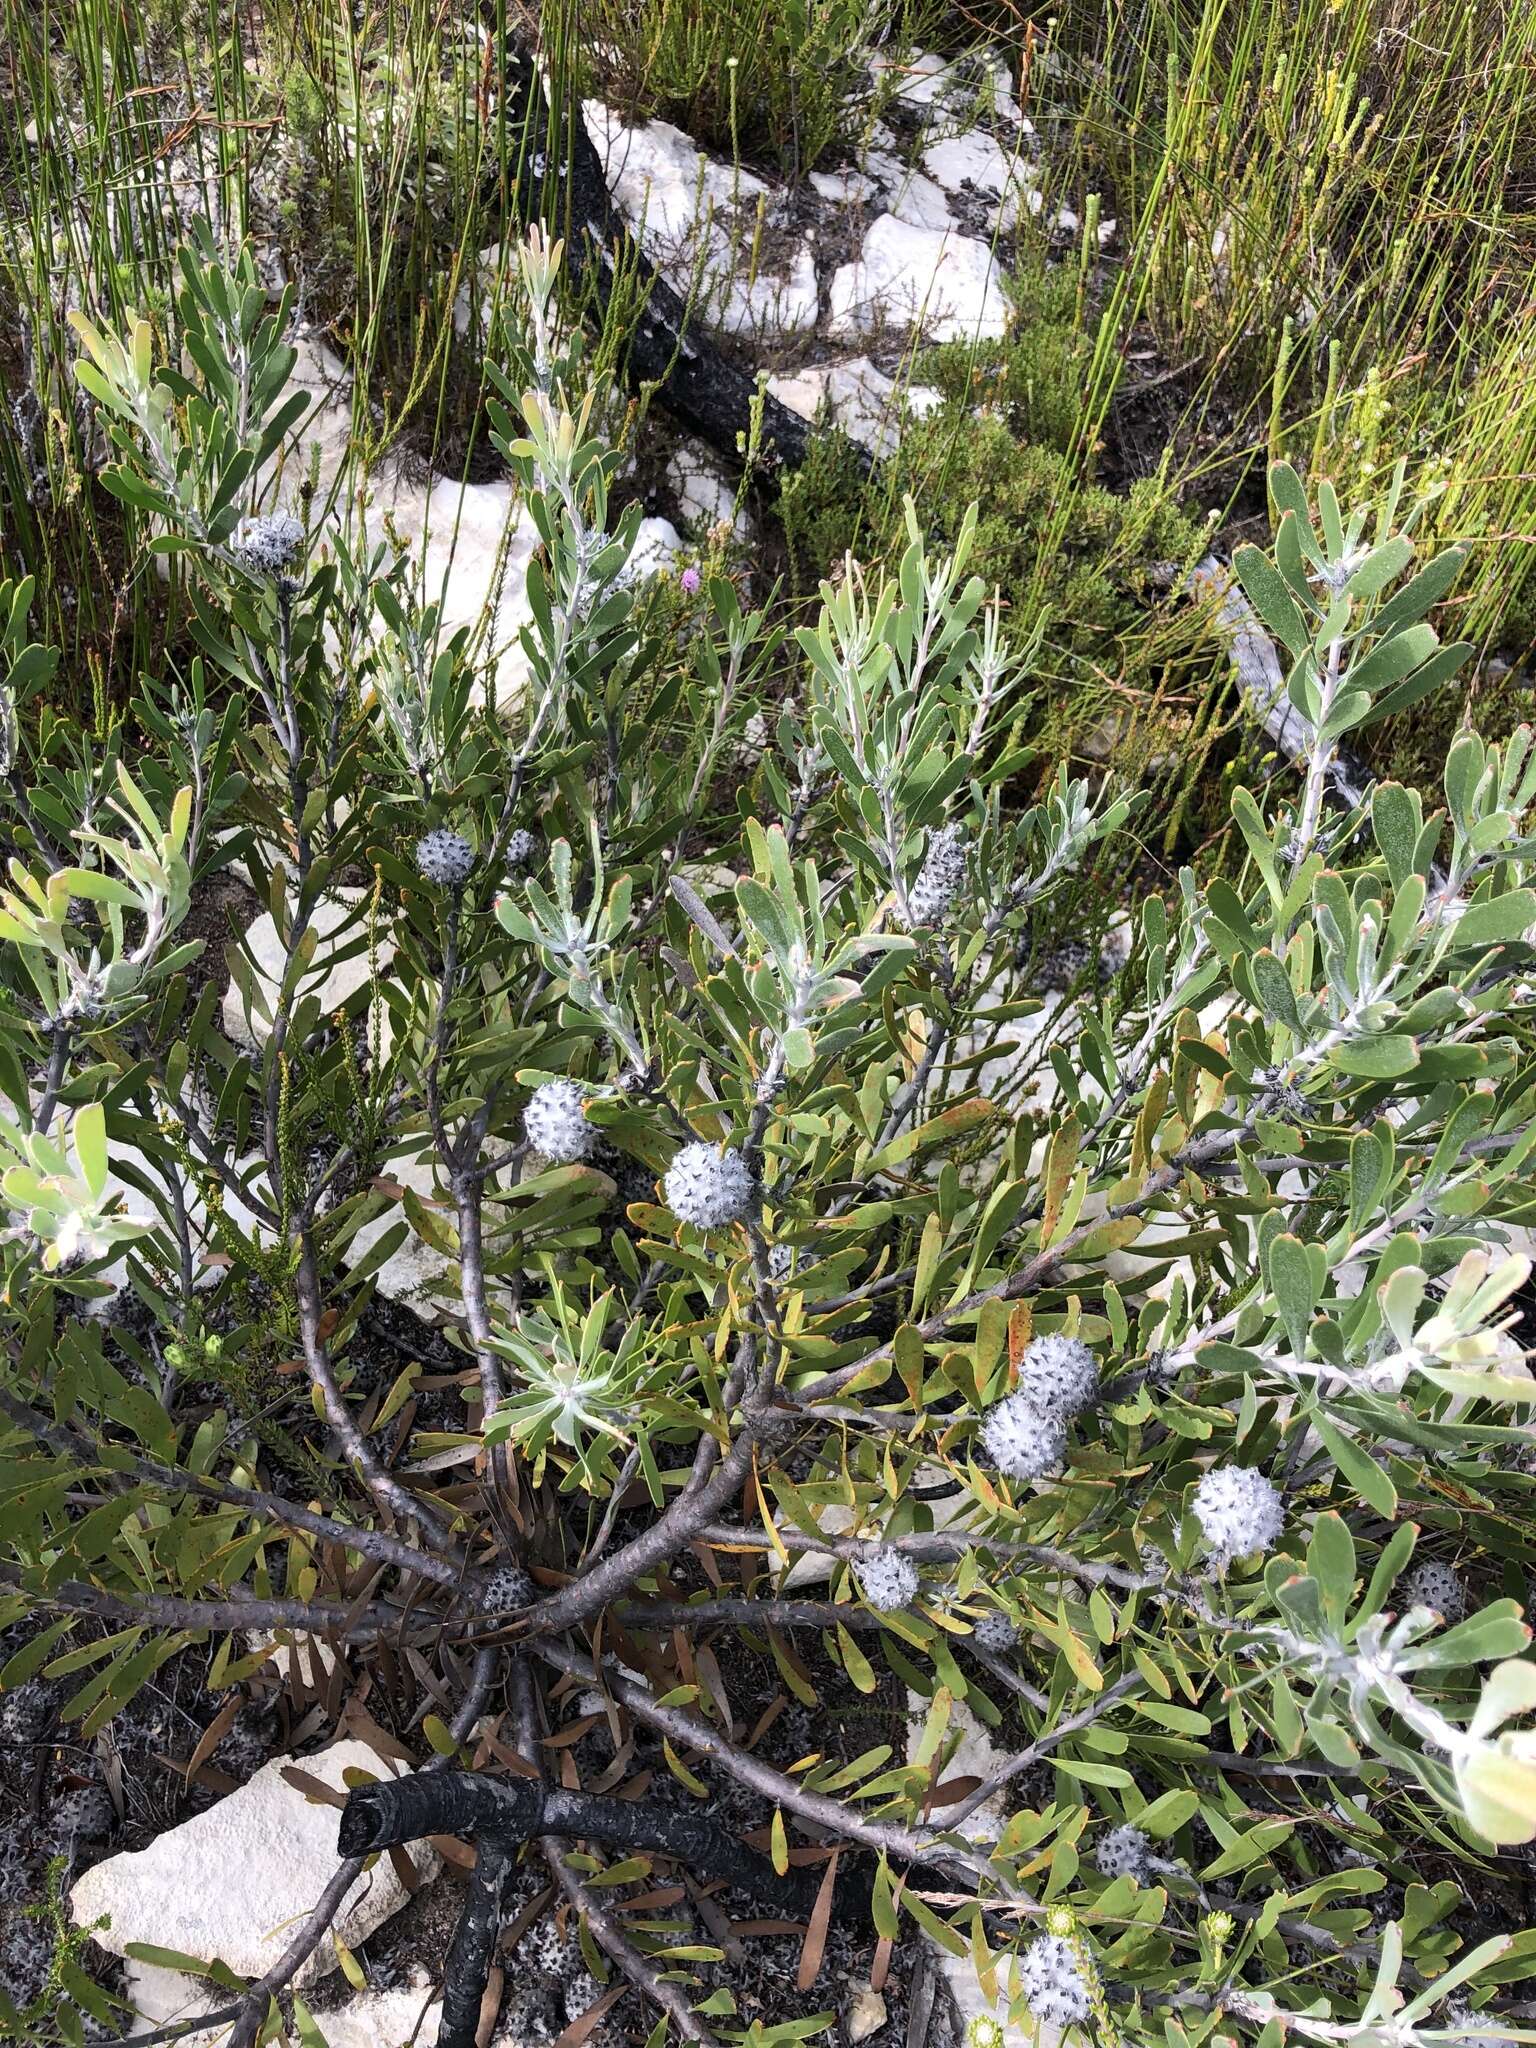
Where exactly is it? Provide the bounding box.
[779,399,1203,694]
[902,419,1201,672]
[921,265,1094,457]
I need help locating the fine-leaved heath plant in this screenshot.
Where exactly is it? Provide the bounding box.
[2,227,1536,2048]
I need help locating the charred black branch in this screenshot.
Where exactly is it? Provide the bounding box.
[437,1835,513,2048]
[492,45,857,481]
[340,1770,821,1916]
[340,1769,845,2045]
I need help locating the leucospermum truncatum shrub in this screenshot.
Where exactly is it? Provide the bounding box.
[0,225,1535,2044]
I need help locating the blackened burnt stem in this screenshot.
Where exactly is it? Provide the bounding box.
[338,1769,824,1918]
[494,43,847,481]
[437,1835,512,2048]
[223,1646,503,2048]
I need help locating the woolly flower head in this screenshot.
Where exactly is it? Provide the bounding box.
[1405,1560,1466,1625]
[1192,1465,1284,1561]
[906,822,967,929]
[479,1563,535,1613]
[523,1080,594,1164]
[664,1141,754,1228]
[233,511,305,575]
[978,1393,1067,1482]
[1019,1934,1091,2028]
[857,1545,920,1613]
[1095,1823,1153,1882]
[415,828,476,887]
[505,828,537,870]
[1015,1333,1100,1419]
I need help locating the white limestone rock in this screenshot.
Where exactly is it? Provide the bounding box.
[720,237,821,340]
[81,1146,274,1301]
[584,101,819,339]
[626,514,685,584]
[827,216,1011,343]
[121,1958,452,2048]
[264,347,675,720]
[872,46,1032,131]
[902,1694,1040,2043]
[921,131,1040,232]
[377,475,542,710]
[870,48,968,113]
[71,1740,435,1992]
[222,890,390,1052]
[667,443,749,540]
[302,1972,447,2047]
[767,356,942,459]
[345,1151,456,1313]
[273,331,357,507]
[861,153,957,232]
[810,166,880,206]
[845,1983,889,2042]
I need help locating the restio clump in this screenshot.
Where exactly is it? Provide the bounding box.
[523,1080,594,1163]
[906,822,968,928]
[415,828,477,887]
[1095,1822,1154,1882]
[856,1544,921,1612]
[1193,1466,1285,1562]
[664,1141,755,1227]
[1405,1560,1466,1624]
[979,1392,1068,1481]
[1019,1933,1092,2027]
[1015,1332,1100,1418]
[233,511,306,576]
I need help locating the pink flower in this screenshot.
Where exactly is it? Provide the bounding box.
[680,565,701,594]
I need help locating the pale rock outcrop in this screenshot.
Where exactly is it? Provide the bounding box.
[921,131,1040,232]
[584,101,820,338]
[222,890,389,1052]
[71,1740,435,1992]
[767,355,942,458]
[666,442,750,540]
[827,215,1011,342]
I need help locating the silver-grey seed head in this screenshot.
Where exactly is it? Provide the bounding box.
[415,828,476,886]
[978,1393,1068,1481]
[1192,1465,1284,1561]
[1020,1934,1091,2027]
[234,512,306,575]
